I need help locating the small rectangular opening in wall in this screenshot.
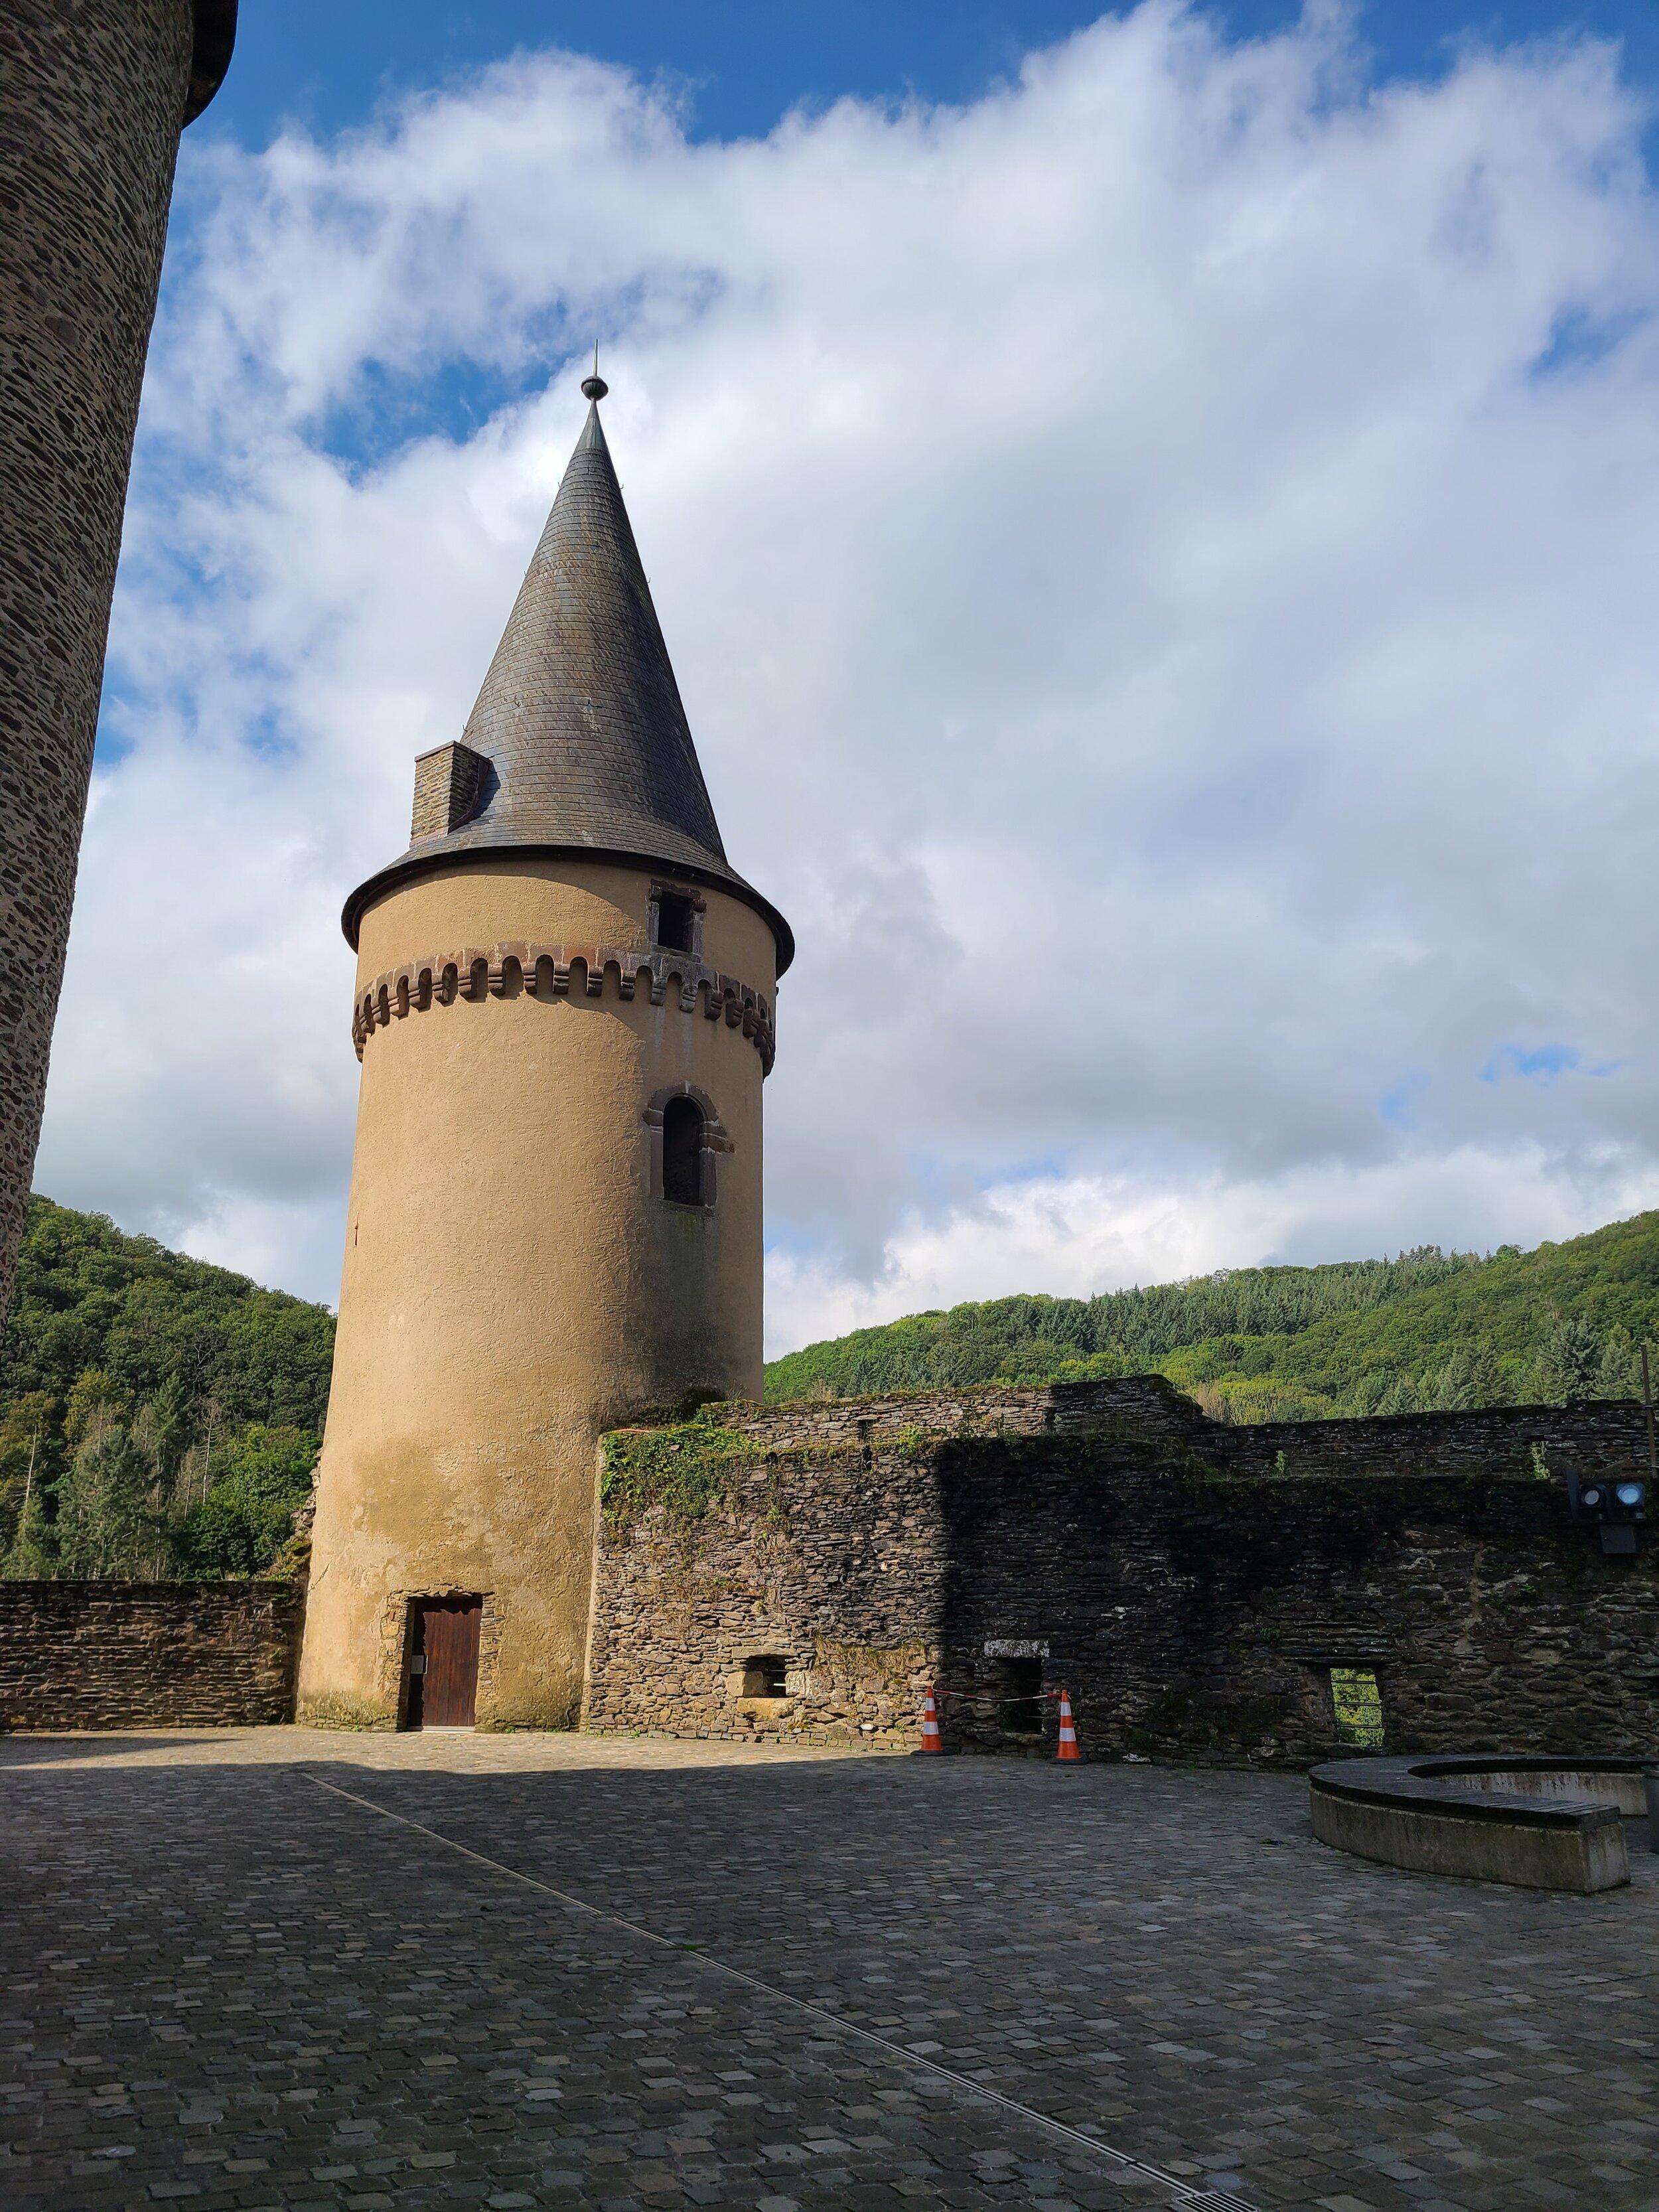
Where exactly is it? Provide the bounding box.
[996,1655,1045,1733]
[1330,1666,1384,1748]
[656,891,695,953]
[741,1655,788,1698]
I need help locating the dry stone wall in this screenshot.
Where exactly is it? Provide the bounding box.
[1219,1398,1658,1481]
[0,1581,303,1730]
[585,1380,1659,1765]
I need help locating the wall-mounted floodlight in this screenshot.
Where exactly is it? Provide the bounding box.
[1565,1465,1647,1555]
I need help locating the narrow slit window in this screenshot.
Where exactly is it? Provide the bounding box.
[662,1095,705,1205]
[1330,1667,1384,1748]
[656,891,695,954]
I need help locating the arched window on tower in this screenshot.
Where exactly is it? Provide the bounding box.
[646,1084,730,1207]
[662,1094,706,1206]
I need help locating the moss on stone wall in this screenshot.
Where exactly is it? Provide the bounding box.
[600,1407,763,1536]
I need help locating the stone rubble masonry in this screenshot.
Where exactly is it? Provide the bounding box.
[0,1,196,1327]
[586,1376,1659,1763]
[0,1579,303,1730]
[8,1378,1656,1750]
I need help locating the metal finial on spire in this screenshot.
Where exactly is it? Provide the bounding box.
[581,340,607,403]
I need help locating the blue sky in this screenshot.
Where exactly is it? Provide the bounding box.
[204,3,1659,149]
[45,0,1659,1339]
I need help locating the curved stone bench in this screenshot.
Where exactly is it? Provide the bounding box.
[1309,1755,1658,1893]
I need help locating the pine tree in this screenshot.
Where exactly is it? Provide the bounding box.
[1593,1325,1640,1401]
[0,1389,52,1554]
[1423,1351,1477,1411]
[3,1469,54,1577]
[54,1428,158,1579]
[132,1376,190,1488]
[1373,1373,1420,1417]
[1540,1315,1603,1403]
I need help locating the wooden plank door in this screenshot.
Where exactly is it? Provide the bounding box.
[409,1598,482,1728]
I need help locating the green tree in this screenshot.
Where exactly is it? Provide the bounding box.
[4,1475,55,1577]
[54,1426,159,1578]
[1,1195,332,1440]
[1593,1325,1641,1402]
[0,1197,334,1580]
[1423,1351,1477,1412]
[62,1365,121,1453]
[1372,1374,1420,1417]
[1540,1315,1603,1403]
[0,1389,53,1554]
[172,1424,318,1578]
[132,1374,190,1489]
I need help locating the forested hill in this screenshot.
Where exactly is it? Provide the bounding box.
[11,1193,1659,1572]
[763,1212,1659,1420]
[0,1196,336,1578]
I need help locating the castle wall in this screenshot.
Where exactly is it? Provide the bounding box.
[299,857,775,1732]
[0,1580,303,1732]
[585,1380,1659,1763]
[0,2,196,1325]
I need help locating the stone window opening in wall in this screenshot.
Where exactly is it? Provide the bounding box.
[996,1655,1045,1733]
[1330,1666,1384,1748]
[645,1083,732,1209]
[662,1095,705,1205]
[656,891,695,953]
[742,1655,788,1698]
[649,881,705,958]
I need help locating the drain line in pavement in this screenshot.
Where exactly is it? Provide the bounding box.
[303,1773,1254,2212]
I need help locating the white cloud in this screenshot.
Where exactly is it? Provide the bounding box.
[37,2,1659,1355]
[764,1141,1659,1355]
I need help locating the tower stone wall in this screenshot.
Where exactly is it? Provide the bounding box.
[0,1,233,1324]
[298,857,774,1729]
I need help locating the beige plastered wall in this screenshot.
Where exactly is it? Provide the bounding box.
[297,857,775,1731]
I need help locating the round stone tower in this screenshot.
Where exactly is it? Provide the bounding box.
[297,380,792,1731]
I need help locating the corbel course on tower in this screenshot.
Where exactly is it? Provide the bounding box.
[350,941,776,1072]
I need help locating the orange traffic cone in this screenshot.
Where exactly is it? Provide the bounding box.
[1055,1686,1081,1762]
[918,1684,945,1753]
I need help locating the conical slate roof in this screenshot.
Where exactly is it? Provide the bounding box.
[343,392,792,970]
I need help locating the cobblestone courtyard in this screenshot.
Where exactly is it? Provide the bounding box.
[1,1732,1655,2212]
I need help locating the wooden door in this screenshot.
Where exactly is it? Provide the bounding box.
[409,1598,482,1728]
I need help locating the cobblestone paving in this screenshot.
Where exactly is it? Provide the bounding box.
[1,1730,1655,2212]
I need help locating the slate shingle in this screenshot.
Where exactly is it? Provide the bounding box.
[344,400,792,970]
